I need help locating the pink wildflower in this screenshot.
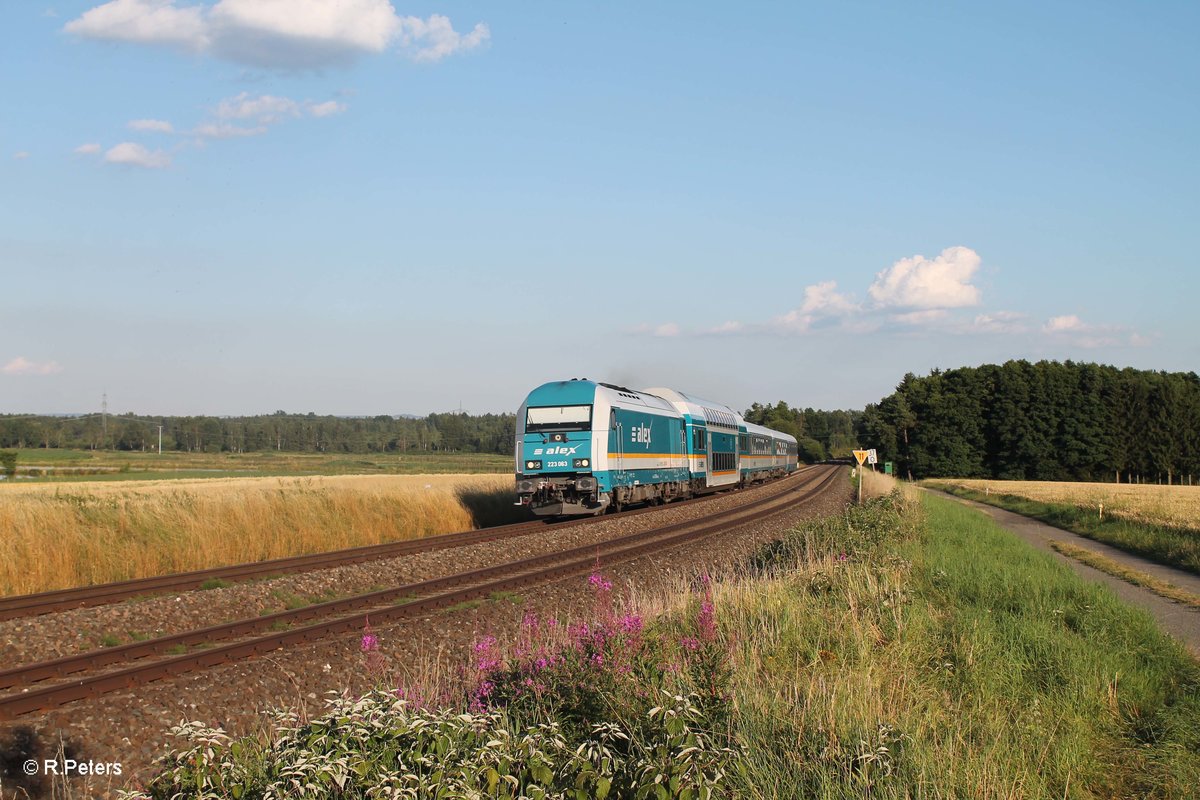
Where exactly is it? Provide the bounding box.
[360,620,380,652]
[697,600,716,641]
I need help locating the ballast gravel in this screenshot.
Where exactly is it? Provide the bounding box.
[0,469,851,799]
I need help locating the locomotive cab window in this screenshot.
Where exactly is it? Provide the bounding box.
[526,405,592,432]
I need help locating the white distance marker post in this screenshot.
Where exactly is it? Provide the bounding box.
[852,450,869,503]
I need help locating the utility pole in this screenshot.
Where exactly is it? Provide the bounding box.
[101,392,108,450]
[158,425,163,455]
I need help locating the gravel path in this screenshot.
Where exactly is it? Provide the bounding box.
[1,469,850,799]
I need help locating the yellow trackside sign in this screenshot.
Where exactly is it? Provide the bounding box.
[852,449,869,466]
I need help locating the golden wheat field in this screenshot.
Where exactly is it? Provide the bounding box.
[928,478,1200,530]
[0,473,515,596]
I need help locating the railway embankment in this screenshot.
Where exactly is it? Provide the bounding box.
[0,469,849,798]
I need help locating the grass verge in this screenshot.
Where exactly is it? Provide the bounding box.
[1050,540,1200,610]
[726,490,1200,798]
[928,484,1200,576]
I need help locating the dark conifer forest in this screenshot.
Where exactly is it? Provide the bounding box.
[857,361,1200,482]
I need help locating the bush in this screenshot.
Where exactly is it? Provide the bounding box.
[0,450,16,480]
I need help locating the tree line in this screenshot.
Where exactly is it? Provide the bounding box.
[741,403,861,463]
[857,360,1200,483]
[5,360,1194,483]
[0,411,516,455]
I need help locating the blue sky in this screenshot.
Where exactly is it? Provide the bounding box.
[3,1,1197,416]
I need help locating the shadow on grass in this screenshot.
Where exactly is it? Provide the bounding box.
[456,485,533,528]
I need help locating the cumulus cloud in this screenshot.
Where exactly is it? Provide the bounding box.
[891,309,947,326]
[215,92,299,122]
[971,310,1028,334]
[65,0,210,50]
[653,323,680,338]
[13,151,31,159]
[307,99,346,117]
[128,118,174,132]
[65,0,488,68]
[75,142,103,154]
[192,121,267,139]
[190,92,345,140]
[397,13,490,63]
[3,357,63,376]
[770,281,860,333]
[1043,315,1082,333]
[707,321,743,335]
[868,246,982,309]
[104,141,171,168]
[627,322,683,337]
[1041,314,1145,348]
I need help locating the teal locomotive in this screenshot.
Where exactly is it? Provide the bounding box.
[515,379,798,516]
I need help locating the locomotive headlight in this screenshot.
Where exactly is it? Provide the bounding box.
[525,460,542,470]
[573,458,590,469]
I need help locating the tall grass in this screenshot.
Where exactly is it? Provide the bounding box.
[724,491,1200,798]
[0,475,524,596]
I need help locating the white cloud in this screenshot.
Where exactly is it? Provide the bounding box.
[868,246,982,309]
[65,0,488,68]
[707,321,743,335]
[770,281,860,333]
[104,141,171,168]
[216,92,299,122]
[891,309,947,326]
[64,0,210,51]
[1042,314,1084,333]
[397,13,489,63]
[190,93,345,141]
[75,142,103,154]
[971,310,1027,334]
[1041,314,1145,349]
[307,100,346,117]
[3,357,63,376]
[128,118,174,133]
[653,323,680,338]
[192,121,267,139]
[13,151,30,159]
[800,280,859,316]
[769,308,813,334]
[627,322,683,337]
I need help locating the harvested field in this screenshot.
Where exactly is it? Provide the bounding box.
[0,474,516,597]
[927,478,1200,530]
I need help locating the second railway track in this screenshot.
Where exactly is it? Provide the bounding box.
[0,467,818,622]
[0,465,842,719]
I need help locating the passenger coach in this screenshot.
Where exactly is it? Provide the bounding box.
[515,379,798,516]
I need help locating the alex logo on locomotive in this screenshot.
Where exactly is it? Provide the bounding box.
[630,423,652,446]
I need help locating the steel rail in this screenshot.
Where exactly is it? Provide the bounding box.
[0,467,814,621]
[0,466,841,719]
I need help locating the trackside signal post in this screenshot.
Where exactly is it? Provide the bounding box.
[852,449,869,503]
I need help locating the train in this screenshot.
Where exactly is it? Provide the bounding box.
[515,379,799,516]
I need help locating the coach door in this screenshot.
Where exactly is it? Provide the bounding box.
[706,431,714,486]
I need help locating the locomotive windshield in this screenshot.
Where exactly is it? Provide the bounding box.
[526,405,592,432]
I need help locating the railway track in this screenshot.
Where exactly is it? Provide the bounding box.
[0,465,841,719]
[0,467,816,622]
